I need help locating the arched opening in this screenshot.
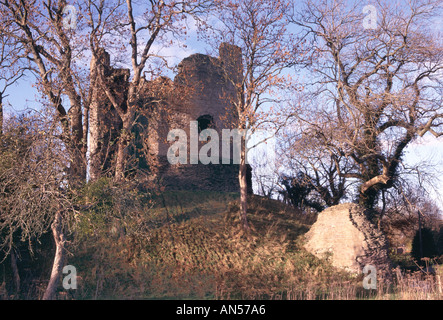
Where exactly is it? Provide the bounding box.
[197,114,214,133]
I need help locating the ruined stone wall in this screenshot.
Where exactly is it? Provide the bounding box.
[88,49,129,179]
[145,43,251,193]
[304,203,392,275]
[93,44,251,193]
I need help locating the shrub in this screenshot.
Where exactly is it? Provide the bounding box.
[411,227,437,263]
[436,226,443,256]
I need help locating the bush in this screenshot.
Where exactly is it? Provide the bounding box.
[436,226,443,256]
[411,227,437,263]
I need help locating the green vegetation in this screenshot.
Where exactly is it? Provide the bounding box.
[411,228,438,263]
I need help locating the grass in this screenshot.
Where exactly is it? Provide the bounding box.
[68,189,443,300]
[131,192,354,300]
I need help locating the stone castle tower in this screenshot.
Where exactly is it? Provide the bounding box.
[91,43,252,193]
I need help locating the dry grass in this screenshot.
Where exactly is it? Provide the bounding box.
[389,264,443,300]
[134,194,359,299]
[69,191,443,300]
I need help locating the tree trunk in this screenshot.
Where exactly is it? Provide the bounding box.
[88,86,101,182]
[418,209,423,260]
[87,52,105,182]
[238,138,249,231]
[68,146,87,188]
[114,119,131,181]
[66,90,87,187]
[113,75,138,180]
[358,187,378,210]
[42,211,66,300]
[10,249,20,295]
[357,119,383,209]
[0,93,3,136]
[115,138,126,181]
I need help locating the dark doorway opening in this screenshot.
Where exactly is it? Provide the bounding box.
[197,114,214,132]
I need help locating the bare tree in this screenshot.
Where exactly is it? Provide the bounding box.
[278,122,356,209]
[0,32,27,136]
[0,113,77,300]
[0,0,91,186]
[379,176,442,249]
[205,0,298,231]
[250,146,280,199]
[87,0,213,181]
[290,0,443,209]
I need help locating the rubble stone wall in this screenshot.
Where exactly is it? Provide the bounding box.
[304,203,391,274]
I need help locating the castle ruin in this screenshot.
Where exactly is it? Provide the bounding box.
[89,43,252,193]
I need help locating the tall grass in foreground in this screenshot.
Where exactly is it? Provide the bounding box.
[390,266,443,300]
[67,189,443,300]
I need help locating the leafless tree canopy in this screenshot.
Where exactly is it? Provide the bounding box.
[0,114,75,255]
[288,0,443,209]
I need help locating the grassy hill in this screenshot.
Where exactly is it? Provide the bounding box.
[67,187,442,300]
[70,189,369,300]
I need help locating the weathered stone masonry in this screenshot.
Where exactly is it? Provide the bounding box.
[304,203,392,275]
[90,44,252,193]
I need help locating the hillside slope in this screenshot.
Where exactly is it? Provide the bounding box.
[72,191,366,299]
